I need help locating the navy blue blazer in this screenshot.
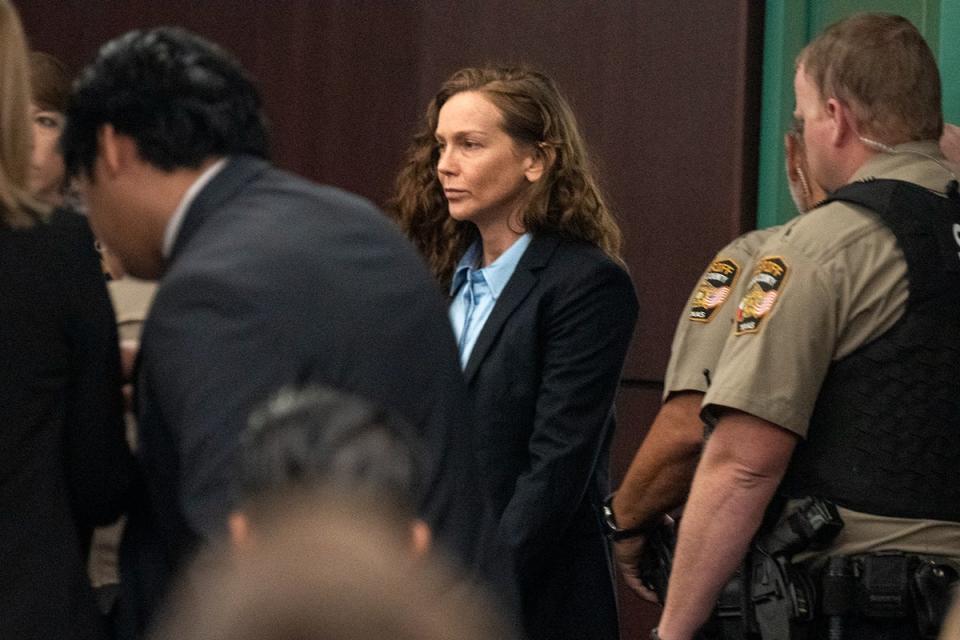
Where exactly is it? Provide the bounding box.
[464,234,637,640]
[120,156,492,636]
[464,232,638,640]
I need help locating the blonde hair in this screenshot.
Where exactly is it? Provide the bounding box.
[797,13,942,144]
[0,0,46,226]
[389,66,623,287]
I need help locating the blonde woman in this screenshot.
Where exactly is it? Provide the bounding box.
[0,3,130,638]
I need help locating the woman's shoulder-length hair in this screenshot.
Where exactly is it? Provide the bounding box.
[388,65,624,287]
[0,2,48,227]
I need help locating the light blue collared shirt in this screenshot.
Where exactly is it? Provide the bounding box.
[449,233,532,369]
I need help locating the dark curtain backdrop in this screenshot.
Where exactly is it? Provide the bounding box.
[19,1,764,635]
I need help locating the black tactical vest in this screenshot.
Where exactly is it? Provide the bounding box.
[778,178,960,522]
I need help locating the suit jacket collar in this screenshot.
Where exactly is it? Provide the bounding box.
[167,155,271,265]
[462,232,562,383]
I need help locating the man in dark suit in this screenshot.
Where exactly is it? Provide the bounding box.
[60,27,490,638]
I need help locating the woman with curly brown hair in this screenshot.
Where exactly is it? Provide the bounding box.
[390,66,638,640]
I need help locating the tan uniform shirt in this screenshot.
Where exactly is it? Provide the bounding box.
[704,142,960,558]
[663,227,778,400]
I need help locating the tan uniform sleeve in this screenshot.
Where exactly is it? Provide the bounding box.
[662,231,773,401]
[702,246,836,436]
[703,203,907,437]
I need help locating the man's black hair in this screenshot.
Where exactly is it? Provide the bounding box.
[238,386,426,517]
[61,27,269,179]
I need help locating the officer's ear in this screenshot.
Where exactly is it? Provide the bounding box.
[825,98,856,148]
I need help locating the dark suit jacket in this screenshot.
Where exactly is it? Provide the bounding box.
[0,209,130,640]
[465,233,638,640]
[121,156,491,636]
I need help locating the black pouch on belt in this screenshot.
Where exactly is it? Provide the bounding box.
[856,553,912,618]
[912,559,959,639]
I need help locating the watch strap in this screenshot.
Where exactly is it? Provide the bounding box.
[601,493,654,541]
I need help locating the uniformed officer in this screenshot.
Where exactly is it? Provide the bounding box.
[606,106,829,601]
[606,226,777,598]
[654,13,960,640]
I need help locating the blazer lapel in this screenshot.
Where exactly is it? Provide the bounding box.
[463,233,561,383]
[167,155,270,265]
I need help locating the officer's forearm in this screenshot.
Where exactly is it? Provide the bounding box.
[612,392,703,529]
[656,410,797,640]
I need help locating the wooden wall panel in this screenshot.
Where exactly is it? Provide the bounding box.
[17,1,421,206]
[20,0,763,384]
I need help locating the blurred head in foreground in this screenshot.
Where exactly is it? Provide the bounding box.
[152,499,515,640]
[230,385,431,555]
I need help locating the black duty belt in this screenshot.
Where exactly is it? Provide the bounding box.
[816,551,960,640]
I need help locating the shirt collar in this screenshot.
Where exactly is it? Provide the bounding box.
[449,233,533,298]
[161,158,228,259]
[850,140,952,185]
[450,242,482,295]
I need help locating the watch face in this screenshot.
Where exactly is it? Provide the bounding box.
[601,500,621,536]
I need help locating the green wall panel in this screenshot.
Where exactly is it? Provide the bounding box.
[810,0,939,53]
[941,1,960,123]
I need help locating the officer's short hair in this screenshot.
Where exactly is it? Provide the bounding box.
[237,385,425,522]
[61,27,269,180]
[797,12,942,144]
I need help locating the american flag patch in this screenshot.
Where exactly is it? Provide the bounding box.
[689,259,740,323]
[735,257,788,335]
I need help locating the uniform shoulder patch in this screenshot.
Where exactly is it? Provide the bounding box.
[689,258,740,323]
[735,256,788,335]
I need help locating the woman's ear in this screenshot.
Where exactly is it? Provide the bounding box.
[524,143,555,183]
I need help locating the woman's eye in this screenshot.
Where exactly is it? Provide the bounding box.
[463,140,481,150]
[35,114,63,130]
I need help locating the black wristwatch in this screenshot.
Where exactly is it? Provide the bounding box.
[601,493,650,541]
